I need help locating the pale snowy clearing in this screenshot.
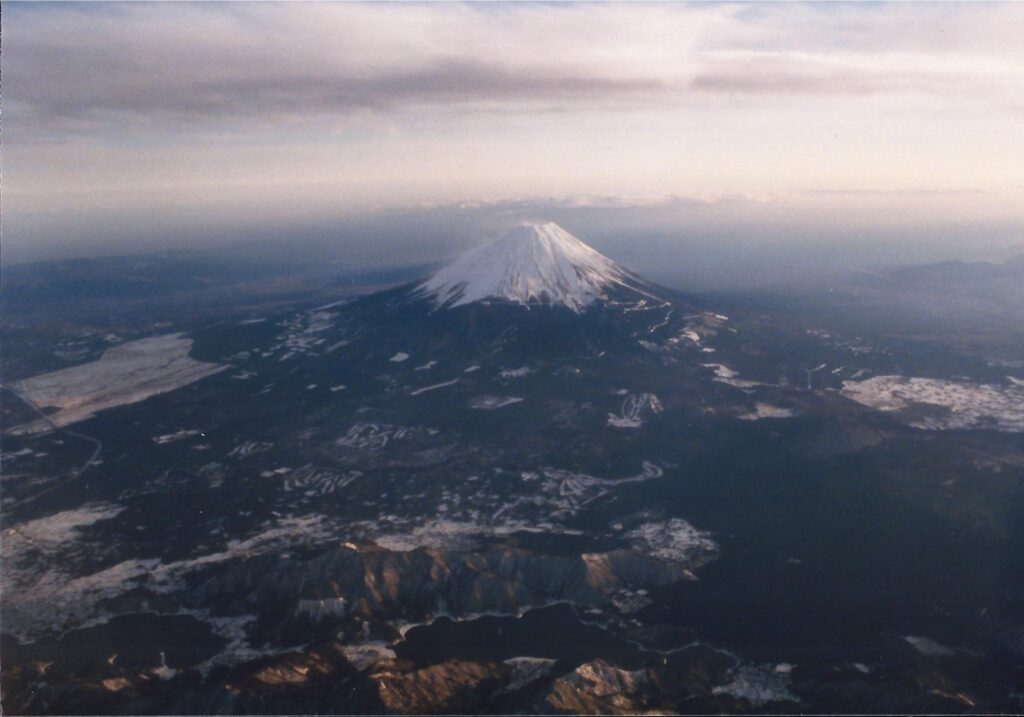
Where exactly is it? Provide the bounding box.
[10,334,226,434]
[842,375,1024,431]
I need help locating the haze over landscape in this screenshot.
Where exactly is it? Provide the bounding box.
[5,2,1024,287]
[2,3,1024,715]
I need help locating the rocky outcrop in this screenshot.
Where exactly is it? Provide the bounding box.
[371,659,508,714]
[183,543,693,625]
[545,660,652,715]
[538,649,748,716]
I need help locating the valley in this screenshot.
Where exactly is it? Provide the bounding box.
[2,224,1023,714]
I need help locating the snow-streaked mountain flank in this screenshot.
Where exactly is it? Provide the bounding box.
[417,221,643,312]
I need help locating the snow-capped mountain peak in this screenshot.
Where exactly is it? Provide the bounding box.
[417,222,634,312]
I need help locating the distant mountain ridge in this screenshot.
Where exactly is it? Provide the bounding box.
[879,254,1024,285]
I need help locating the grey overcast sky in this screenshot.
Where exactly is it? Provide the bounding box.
[4,2,1023,280]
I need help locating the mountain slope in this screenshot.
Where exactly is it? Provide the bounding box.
[415,222,655,312]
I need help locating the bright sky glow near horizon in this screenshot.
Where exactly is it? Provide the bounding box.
[4,1,1024,275]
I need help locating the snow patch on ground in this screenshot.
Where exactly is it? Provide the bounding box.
[500,366,535,380]
[282,465,361,495]
[842,375,1024,431]
[712,664,799,706]
[703,363,738,379]
[228,441,273,459]
[3,503,124,557]
[336,423,418,451]
[152,429,201,444]
[469,395,524,409]
[270,310,336,361]
[295,597,348,621]
[738,403,797,421]
[188,612,297,677]
[509,462,664,522]
[904,635,954,657]
[10,334,226,433]
[2,510,336,641]
[368,519,496,552]
[358,516,577,553]
[702,363,762,389]
[342,642,396,671]
[504,656,558,692]
[2,501,162,640]
[607,393,662,428]
[625,519,718,565]
[409,378,460,396]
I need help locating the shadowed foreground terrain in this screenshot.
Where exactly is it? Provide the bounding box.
[2,237,1023,714]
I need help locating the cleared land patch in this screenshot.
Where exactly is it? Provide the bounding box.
[10,333,226,434]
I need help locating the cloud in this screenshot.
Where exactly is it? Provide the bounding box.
[22,60,664,120]
[4,3,692,137]
[5,2,1022,139]
[689,64,960,97]
[5,2,1023,268]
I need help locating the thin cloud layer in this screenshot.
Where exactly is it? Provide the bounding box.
[6,2,1022,136]
[4,2,1023,266]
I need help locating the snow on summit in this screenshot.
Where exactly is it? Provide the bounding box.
[418,222,633,312]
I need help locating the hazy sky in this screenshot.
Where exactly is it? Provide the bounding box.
[5,2,1023,277]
